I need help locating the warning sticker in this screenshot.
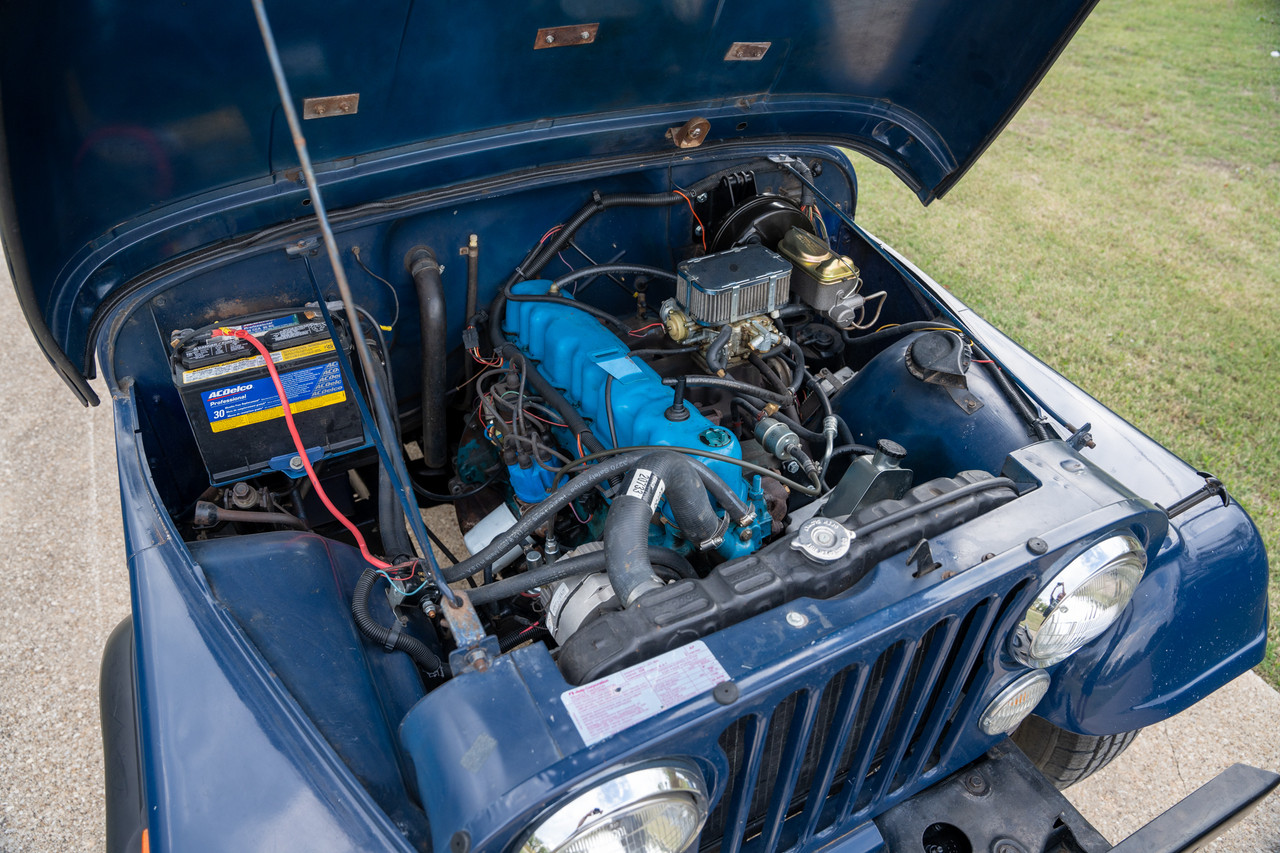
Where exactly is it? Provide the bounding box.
[561,641,729,746]
[202,360,346,433]
[181,339,336,385]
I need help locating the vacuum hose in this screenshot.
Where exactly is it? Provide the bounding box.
[406,246,448,469]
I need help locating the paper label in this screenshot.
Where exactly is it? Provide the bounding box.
[202,360,346,433]
[546,583,572,635]
[625,468,665,511]
[181,339,336,385]
[561,641,730,746]
[597,355,642,381]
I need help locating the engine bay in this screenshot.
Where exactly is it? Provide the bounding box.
[113,152,1047,692]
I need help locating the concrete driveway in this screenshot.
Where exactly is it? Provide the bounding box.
[0,262,1277,851]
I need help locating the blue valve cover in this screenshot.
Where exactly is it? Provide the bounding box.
[503,281,749,506]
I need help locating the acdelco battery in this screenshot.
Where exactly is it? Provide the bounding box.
[170,308,366,483]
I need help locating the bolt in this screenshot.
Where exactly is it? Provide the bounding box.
[785,611,808,628]
[580,30,591,40]
[421,600,439,620]
[289,456,304,471]
[962,772,989,795]
[966,399,978,410]
[696,193,708,203]
[466,649,490,673]
[982,552,996,561]
[690,126,702,137]
[340,102,351,113]
[739,529,752,542]
[545,34,555,44]
[314,105,326,115]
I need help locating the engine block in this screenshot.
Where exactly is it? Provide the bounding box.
[503,281,765,556]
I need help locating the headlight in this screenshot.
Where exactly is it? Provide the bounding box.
[518,764,708,853]
[1011,533,1146,668]
[979,670,1051,735]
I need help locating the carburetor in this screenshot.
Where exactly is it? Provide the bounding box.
[659,244,792,372]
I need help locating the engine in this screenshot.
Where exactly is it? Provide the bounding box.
[451,181,937,670]
[169,163,1043,687]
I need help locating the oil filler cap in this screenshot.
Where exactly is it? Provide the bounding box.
[792,518,853,563]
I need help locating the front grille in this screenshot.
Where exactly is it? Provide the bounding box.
[699,587,1028,853]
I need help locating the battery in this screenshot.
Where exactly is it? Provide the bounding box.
[170,308,366,484]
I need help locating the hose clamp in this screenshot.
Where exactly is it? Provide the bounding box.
[384,618,405,652]
[699,513,733,551]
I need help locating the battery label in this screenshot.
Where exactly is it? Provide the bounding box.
[202,360,347,433]
[181,339,336,385]
[239,314,302,335]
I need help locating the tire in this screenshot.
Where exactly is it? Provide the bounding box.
[1010,715,1140,789]
[101,616,147,853]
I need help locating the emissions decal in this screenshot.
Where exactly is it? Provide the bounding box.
[202,361,346,433]
[561,641,729,746]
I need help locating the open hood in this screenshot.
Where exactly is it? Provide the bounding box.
[1,0,1096,403]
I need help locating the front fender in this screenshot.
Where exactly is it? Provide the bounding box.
[872,237,1271,736]
[1040,498,1269,735]
[113,384,412,853]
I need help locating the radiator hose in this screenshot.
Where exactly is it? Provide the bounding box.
[405,246,449,469]
[352,569,445,676]
[605,451,724,605]
[467,546,695,606]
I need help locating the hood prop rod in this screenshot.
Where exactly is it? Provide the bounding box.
[249,0,458,608]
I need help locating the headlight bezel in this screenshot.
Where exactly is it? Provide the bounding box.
[1010,532,1148,669]
[517,761,709,853]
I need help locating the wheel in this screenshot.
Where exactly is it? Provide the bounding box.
[101,616,147,853]
[1010,715,1140,789]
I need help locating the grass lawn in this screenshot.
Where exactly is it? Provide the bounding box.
[848,0,1280,686]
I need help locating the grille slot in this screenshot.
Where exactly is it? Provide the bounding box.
[699,592,1013,853]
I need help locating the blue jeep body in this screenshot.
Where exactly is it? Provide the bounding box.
[2,1,1272,852]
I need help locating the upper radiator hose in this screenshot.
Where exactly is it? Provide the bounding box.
[606,451,724,605]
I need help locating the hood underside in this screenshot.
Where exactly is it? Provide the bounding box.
[1,0,1097,403]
